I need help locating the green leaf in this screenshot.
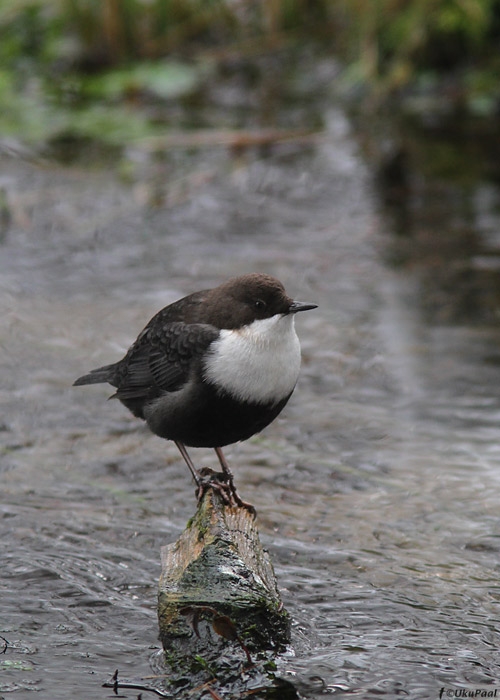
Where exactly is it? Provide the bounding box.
[84,60,204,101]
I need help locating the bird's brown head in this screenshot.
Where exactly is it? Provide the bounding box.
[202,273,317,329]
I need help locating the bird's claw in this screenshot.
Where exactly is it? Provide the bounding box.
[195,468,256,517]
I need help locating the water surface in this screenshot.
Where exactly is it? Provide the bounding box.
[2,93,500,698]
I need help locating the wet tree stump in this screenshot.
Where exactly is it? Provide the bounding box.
[157,482,297,699]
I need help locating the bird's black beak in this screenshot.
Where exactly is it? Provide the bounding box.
[288,300,318,313]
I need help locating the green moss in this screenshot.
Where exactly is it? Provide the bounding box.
[190,654,214,675]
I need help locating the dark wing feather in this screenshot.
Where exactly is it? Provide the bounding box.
[111,321,218,403]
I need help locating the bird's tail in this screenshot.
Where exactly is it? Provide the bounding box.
[73,362,118,387]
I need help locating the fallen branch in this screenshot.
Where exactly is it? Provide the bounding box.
[138,127,324,152]
[157,482,297,698]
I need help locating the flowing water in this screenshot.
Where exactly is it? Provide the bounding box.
[2,67,500,698]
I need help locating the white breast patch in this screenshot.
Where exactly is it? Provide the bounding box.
[203,314,302,405]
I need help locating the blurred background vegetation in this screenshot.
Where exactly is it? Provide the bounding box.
[1,0,499,149]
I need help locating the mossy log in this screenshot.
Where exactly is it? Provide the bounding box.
[157,482,297,699]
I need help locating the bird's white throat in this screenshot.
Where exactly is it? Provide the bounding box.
[203,313,301,404]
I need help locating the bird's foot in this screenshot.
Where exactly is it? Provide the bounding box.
[196,468,256,517]
[226,486,257,518]
[195,468,233,506]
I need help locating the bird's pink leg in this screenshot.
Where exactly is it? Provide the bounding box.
[174,441,231,505]
[214,447,256,516]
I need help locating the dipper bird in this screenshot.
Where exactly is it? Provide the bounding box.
[74,273,316,512]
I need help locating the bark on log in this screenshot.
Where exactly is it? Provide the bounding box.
[157,483,297,699]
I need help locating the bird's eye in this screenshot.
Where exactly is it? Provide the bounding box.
[254,299,266,310]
